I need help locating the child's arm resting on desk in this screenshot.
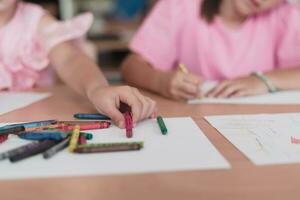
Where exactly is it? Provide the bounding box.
[206,66,300,98]
[121,53,202,101]
[38,15,157,127]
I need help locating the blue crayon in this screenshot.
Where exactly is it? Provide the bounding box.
[74,113,111,120]
[19,131,67,141]
[1,120,57,129]
[0,126,25,136]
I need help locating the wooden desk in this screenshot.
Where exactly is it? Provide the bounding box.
[1,85,300,200]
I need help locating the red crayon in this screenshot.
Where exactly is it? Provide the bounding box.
[124,112,133,138]
[66,122,111,131]
[0,135,8,144]
[78,134,87,145]
[26,124,66,132]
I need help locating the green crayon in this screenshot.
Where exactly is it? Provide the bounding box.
[81,132,93,140]
[75,141,144,154]
[157,116,168,135]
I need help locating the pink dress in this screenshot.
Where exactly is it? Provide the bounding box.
[0,2,93,91]
[130,0,300,81]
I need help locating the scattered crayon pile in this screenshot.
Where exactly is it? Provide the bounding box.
[0,113,168,163]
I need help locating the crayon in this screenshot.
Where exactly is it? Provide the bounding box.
[0,135,8,144]
[0,126,25,136]
[78,133,87,145]
[81,132,93,140]
[9,140,58,163]
[59,120,104,125]
[0,141,40,161]
[67,132,93,140]
[77,141,144,149]
[124,112,133,138]
[60,121,89,124]
[65,122,111,131]
[25,122,110,132]
[2,120,57,129]
[178,63,189,74]
[74,113,111,120]
[74,142,144,154]
[19,131,67,141]
[178,63,203,99]
[68,125,80,152]
[157,116,168,135]
[43,137,70,159]
[25,124,66,132]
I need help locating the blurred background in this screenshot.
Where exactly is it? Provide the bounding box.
[28,0,299,83]
[28,0,157,83]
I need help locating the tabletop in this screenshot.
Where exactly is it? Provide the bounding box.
[1,85,300,200]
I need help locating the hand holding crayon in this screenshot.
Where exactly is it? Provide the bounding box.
[87,86,157,128]
[160,64,203,101]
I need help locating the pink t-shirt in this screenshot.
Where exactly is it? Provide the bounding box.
[130,0,300,81]
[0,2,93,91]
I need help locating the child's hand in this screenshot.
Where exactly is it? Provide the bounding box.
[88,86,157,128]
[161,71,203,101]
[206,76,269,98]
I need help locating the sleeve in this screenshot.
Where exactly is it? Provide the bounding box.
[38,12,94,53]
[275,3,300,68]
[129,0,181,71]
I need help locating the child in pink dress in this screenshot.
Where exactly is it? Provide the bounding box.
[0,0,156,127]
[122,0,300,100]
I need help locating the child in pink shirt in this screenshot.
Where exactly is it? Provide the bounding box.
[122,0,300,100]
[0,0,156,127]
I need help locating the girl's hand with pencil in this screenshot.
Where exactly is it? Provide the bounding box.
[87,85,157,128]
[161,70,203,101]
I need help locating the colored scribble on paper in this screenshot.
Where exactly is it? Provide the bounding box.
[206,113,300,165]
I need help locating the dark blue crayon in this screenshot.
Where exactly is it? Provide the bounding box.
[10,140,58,163]
[1,120,57,129]
[74,113,111,120]
[0,141,40,161]
[19,131,67,141]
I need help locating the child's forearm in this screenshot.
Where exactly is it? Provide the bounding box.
[49,42,109,98]
[121,54,168,94]
[265,66,300,91]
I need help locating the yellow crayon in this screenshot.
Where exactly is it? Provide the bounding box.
[178,63,189,74]
[68,125,80,152]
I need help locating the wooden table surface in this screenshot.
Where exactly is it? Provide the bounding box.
[1,85,300,200]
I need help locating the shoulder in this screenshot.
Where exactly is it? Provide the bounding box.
[37,12,93,35]
[267,2,300,24]
[16,2,47,31]
[147,0,202,27]
[274,2,300,15]
[152,0,201,16]
[37,14,58,33]
[18,2,45,19]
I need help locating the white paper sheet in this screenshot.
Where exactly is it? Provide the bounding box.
[0,118,230,180]
[189,81,300,105]
[0,92,51,115]
[206,113,300,165]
